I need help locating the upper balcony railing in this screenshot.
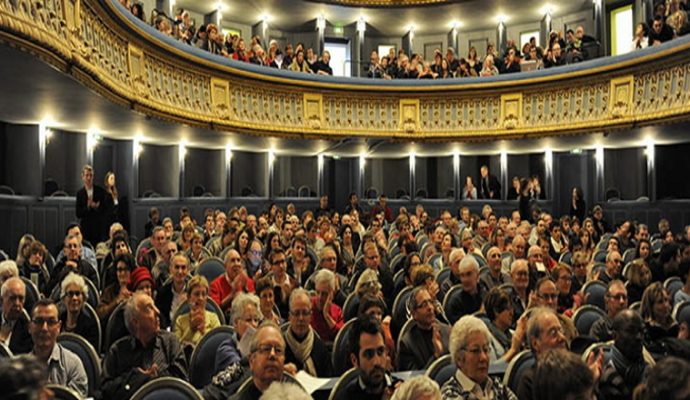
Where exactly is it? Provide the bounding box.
[2,0,690,141]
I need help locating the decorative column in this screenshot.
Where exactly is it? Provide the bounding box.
[38,122,49,197]
[593,0,607,56]
[635,0,654,26]
[356,17,366,78]
[252,17,269,48]
[316,15,326,56]
[540,8,553,48]
[497,19,507,56]
[132,136,141,199]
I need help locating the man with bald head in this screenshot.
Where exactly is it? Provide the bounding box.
[590,280,628,342]
[445,256,487,324]
[210,249,255,313]
[0,277,32,353]
[534,277,577,342]
[481,246,511,290]
[440,248,466,297]
[600,251,622,285]
[502,235,526,274]
[527,245,547,292]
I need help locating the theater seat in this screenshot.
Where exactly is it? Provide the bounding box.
[328,368,360,400]
[46,384,82,400]
[503,350,535,393]
[103,302,128,353]
[582,280,607,311]
[196,257,225,285]
[20,277,40,315]
[425,354,454,386]
[665,277,684,300]
[390,286,413,340]
[57,332,101,397]
[0,342,12,358]
[130,377,203,400]
[673,300,690,327]
[189,326,235,388]
[332,318,357,375]
[572,305,606,335]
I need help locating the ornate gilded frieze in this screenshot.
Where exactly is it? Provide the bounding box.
[2,0,690,141]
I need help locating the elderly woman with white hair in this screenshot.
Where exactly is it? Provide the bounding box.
[441,315,517,400]
[59,272,99,348]
[391,375,442,400]
[0,260,19,286]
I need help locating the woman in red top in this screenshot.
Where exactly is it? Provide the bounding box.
[232,38,249,62]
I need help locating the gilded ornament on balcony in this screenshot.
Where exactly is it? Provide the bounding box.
[400,99,420,133]
[500,93,522,129]
[210,78,232,119]
[127,44,148,98]
[303,93,323,129]
[609,75,634,119]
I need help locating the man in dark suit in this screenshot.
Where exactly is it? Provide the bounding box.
[0,277,33,354]
[479,165,501,199]
[75,165,107,246]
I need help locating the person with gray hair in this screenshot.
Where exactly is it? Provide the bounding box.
[445,255,488,324]
[48,233,98,296]
[1,277,32,354]
[311,268,344,342]
[0,260,19,286]
[283,288,331,377]
[59,272,98,348]
[101,292,188,398]
[391,375,441,400]
[259,381,311,400]
[441,248,466,297]
[398,286,451,371]
[441,315,517,399]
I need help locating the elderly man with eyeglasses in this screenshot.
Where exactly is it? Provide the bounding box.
[282,288,331,377]
[441,315,517,400]
[589,280,628,342]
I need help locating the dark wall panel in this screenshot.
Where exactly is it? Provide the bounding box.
[657,143,690,199]
[185,148,224,197]
[45,129,86,195]
[605,147,647,200]
[1,124,42,196]
[231,151,267,197]
[138,144,179,197]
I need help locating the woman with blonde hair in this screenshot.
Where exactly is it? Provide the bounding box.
[174,275,221,345]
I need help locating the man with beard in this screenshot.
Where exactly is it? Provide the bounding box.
[335,315,397,400]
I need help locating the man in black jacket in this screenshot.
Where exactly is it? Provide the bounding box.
[75,165,107,245]
[479,165,501,199]
[0,277,33,354]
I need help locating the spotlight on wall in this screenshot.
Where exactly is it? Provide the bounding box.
[87,128,101,151]
[539,4,554,16]
[225,144,233,164]
[316,14,326,31]
[133,135,144,157]
[496,14,508,24]
[178,140,187,159]
[268,150,276,165]
[359,153,366,167]
[644,138,655,158]
[357,16,366,33]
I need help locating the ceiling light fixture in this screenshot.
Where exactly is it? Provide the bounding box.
[317,14,326,31]
[357,16,366,33]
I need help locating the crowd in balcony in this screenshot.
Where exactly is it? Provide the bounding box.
[119,0,690,81]
[3,160,690,399]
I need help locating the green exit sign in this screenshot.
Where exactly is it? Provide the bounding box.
[333,26,344,35]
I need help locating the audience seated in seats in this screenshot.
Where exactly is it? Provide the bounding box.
[599,310,654,400]
[1,277,33,354]
[155,252,191,330]
[30,298,87,397]
[411,264,447,322]
[59,273,99,349]
[589,280,629,342]
[98,253,134,323]
[19,241,50,295]
[481,247,512,291]
[551,263,577,315]
[128,266,155,298]
[207,220,237,258]
[0,259,19,287]
[244,239,264,279]
[210,249,255,314]
[640,282,682,358]
[509,259,530,321]
[229,321,298,400]
[174,275,221,346]
[441,315,517,400]
[100,292,188,398]
[533,277,577,342]
[310,269,344,343]
[287,238,314,286]
[502,235,526,274]
[48,234,98,296]
[138,226,166,271]
[204,293,260,400]
[101,232,132,289]
[626,259,653,304]
[353,241,395,309]
[187,232,212,272]
[445,256,488,324]
[255,277,282,325]
[334,315,396,400]
[312,245,349,306]
[570,251,589,293]
[264,249,298,319]
[283,288,332,377]
[483,287,527,363]
[397,286,450,371]
[533,349,594,400]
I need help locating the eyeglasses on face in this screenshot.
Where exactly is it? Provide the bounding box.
[253,344,285,356]
[32,317,59,327]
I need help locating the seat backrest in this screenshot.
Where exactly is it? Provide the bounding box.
[20,277,39,315]
[673,300,690,327]
[332,318,357,375]
[390,286,413,340]
[328,368,360,400]
[82,302,102,351]
[443,284,464,323]
[572,305,606,335]
[130,377,204,400]
[665,277,684,300]
[436,268,451,288]
[341,292,360,322]
[189,326,236,388]
[58,332,101,397]
[503,350,535,393]
[197,257,225,283]
[425,354,454,386]
[46,384,82,400]
[583,281,607,310]
[0,342,13,358]
[622,248,636,264]
[103,302,128,353]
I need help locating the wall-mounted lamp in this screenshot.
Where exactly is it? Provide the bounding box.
[268,150,276,165]
[357,16,366,33]
[317,14,326,31]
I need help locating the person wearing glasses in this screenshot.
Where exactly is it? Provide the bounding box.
[444,256,488,325]
[30,298,87,397]
[230,321,307,400]
[335,315,397,400]
[265,249,297,318]
[589,280,628,342]
[283,289,331,377]
[397,286,450,371]
[47,234,98,297]
[310,270,344,343]
[58,272,98,349]
[101,292,188,398]
[534,278,577,343]
[0,277,33,354]
[441,315,517,400]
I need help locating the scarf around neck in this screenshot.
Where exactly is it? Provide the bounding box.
[285,325,317,376]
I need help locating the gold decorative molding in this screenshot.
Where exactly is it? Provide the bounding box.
[211,78,232,120]
[400,99,420,133]
[609,75,634,119]
[303,93,324,129]
[311,0,457,6]
[1,0,690,141]
[500,93,523,129]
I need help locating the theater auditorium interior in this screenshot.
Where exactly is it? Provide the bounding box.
[1,0,690,399]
